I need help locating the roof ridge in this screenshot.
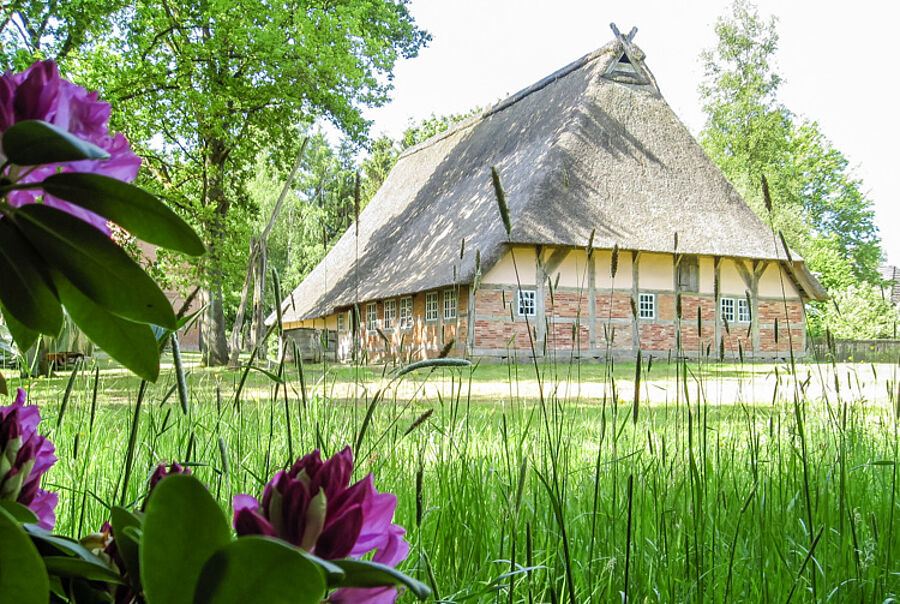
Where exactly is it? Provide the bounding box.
[396,41,621,161]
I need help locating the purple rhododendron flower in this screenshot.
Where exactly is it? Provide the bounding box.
[234,447,409,603]
[0,388,58,529]
[0,60,141,232]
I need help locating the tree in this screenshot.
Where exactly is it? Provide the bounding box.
[699,0,883,286]
[2,1,429,365]
[699,1,889,337]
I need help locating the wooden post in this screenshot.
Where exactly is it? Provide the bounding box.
[673,253,682,354]
[714,257,722,356]
[631,251,641,352]
[467,285,476,357]
[588,253,597,355]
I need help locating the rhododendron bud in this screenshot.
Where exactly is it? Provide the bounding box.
[234,446,409,603]
[0,388,57,529]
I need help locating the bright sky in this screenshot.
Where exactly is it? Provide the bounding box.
[363,0,900,266]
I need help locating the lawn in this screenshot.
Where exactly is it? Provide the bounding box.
[7,354,900,601]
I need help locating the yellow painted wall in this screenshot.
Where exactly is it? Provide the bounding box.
[719,259,748,296]
[759,262,799,298]
[698,256,715,294]
[638,252,671,290]
[552,249,588,288]
[482,246,537,285]
[594,249,633,289]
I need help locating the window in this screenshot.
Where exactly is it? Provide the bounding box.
[337,312,345,332]
[720,297,735,322]
[517,289,536,316]
[737,298,751,323]
[399,297,413,329]
[443,289,457,320]
[366,302,377,330]
[638,293,655,320]
[425,292,439,322]
[383,299,397,329]
[721,297,750,323]
[677,255,699,292]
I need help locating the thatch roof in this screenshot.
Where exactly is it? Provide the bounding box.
[280,35,826,324]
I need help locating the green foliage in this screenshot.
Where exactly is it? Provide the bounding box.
[1,0,430,365]
[141,474,233,604]
[811,284,898,339]
[194,537,326,604]
[0,507,48,604]
[699,0,883,288]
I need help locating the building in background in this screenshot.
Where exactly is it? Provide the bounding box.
[277,29,826,362]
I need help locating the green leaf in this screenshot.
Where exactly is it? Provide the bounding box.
[0,301,38,356]
[0,370,6,396]
[24,524,109,561]
[140,474,231,604]
[14,204,176,329]
[54,276,160,381]
[42,173,206,256]
[331,559,432,600]
[194,537,326,604]
[0,499,39,524]
[110,506,143,588]
[0,218,62,334]
[2,120,109,165]
[42,556,124,584]
[300,552,346,585]
[0,506,50,604]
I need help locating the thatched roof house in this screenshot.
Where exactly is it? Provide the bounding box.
[279,28,826,361]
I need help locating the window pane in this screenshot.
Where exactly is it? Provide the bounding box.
[517,289,536,316]
[638,293,655,319]
[425,292,438,321]
[443,289,457,319]
[366,303,377,330]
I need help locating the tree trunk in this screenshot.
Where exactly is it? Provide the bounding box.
[201,144,231,367]
[201,284,229,366]
[250,241,267,358]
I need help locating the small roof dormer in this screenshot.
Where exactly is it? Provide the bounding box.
[602,23,658,91]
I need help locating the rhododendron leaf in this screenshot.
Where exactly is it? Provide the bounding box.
[111,506,143,587]
[2,120,109,166]
[42,556,124,584]
[332,559,432,599]
[0,218,62,335]
[14,204,176,329]
[54,276,160,382]
[141,474,230,604]
[194,536,326,604]
[0,506,49,604]
[42,173,205,256]
[0,300,39,354]
[0,499,39,524]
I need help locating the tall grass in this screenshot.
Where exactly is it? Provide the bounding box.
[10,351,899,602]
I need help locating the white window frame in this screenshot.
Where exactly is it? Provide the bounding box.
[337,312,345,332]
[399,296,413,329]
[517,289,536,317]
[366,302,377,330]
[638,292,655,320]
[425,292,439,322]
[737,298,751,323]
[443,289,457,320]
[383,299,397,330]
[721,297,751,323]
